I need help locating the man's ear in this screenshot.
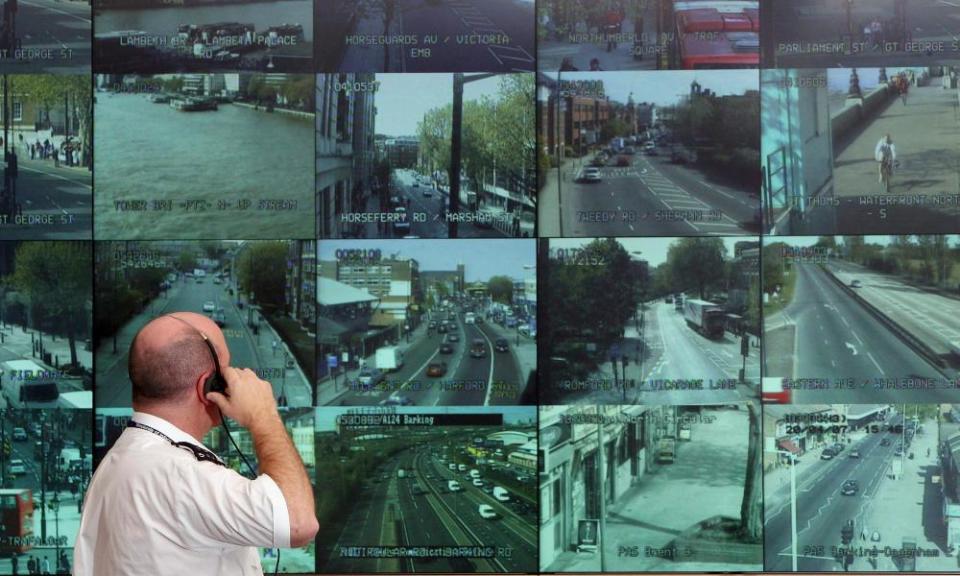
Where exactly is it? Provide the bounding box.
[196,371,213,405]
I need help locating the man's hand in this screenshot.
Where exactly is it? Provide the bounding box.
[206,366,277,429]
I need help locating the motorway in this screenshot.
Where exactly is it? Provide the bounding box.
[95,275,312,407]
[555,152,758,237]
[0,158,92,239]
[770,0,960,67]
[764,415,906,572]
[322,439,537,573]
[765,263,949,402]
[334,309,527,406]
[1,0,91,73]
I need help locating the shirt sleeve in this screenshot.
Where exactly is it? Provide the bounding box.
[174,463,291,550]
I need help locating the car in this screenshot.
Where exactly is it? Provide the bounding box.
[438,323,448,334]
[213,308,226,327]
[478,504,498,520]
[439,343,454,354]
[841,480,859,496]
[428,321,437,329]
[196,278,204,284]
[590,156,606,167]
[422,187,432,197]
[850,279,863,288]
[446,333,460,343]
[12,427,26,441]
[495,338,509,353]
[623,146,636,155]
[357,367,385,388]
[616,155,631,166]
[472,478,483,487]
[412,181,419,188]
[202,301,216,313]
[9,459,25,475]
[894,447,904,457]
[519,324,535,337]
[833,443,845,452]
[849,450,861,458]
[213,277,221,285]
[392,207,411,234]
[469,339,487,358]
[881,437,891,446]
[379,392,413,406]
[576,167,602,183]
[821,448,836,460]
[427,362,448,377]
[505,317,518,328]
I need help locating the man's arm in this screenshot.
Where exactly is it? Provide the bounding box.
[208,367,319,547]
[248,411,319,547]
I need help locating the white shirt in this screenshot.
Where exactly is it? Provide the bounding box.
[74,412,290,576]
[875,139,896,162]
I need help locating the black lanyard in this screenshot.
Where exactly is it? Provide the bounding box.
[128,420,226,468]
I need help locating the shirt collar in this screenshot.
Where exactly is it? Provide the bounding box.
[131,411,215,452]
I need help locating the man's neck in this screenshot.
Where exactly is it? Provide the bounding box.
[134,404,209,443]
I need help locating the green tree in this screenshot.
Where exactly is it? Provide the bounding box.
[236,242,289,312]
[11,75,92,167]
[667,238,727,300]
[487,276,514,304]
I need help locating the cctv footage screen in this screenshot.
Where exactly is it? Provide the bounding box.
[315,407,537,573]
[315,0,535,73]
[317,239,536,407]
[317,72,536,239]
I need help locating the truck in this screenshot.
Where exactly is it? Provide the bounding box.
[656,436,677,464]
[674,294,684,311]
[492,486,510,502]
[448,480,462,492]
[1,360,60,409]
[58,448,82,474]
[683,299,725,338]
[193,268,206,278]
[375,346,404,372]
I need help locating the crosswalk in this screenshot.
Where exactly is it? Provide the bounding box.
[448,0,536,71]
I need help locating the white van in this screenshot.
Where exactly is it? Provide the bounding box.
[1,360,60,408]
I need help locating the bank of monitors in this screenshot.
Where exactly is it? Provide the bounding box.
[537,70,760,237]
[94,241,316,407]
[316,407,537,573]
[317,73,536,239]
[94,74,315,240]
[315,0,536,73]
[540,237,760,405]
[316,239,536,407]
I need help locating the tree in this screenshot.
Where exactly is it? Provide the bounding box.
[236,242,289,312]
[739,401,762,542]
[667,238,727,300]
[10,75,92,167]
[487,276,514,304]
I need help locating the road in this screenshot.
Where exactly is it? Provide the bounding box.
[764,415,905,572]
[0,0,91,73]
[770,0,960,67]
[550,151,758,237]
[95,276,312,407]
[324,0,535,72]
[831,80,960,235]
[0,159,92,239]
[766,263,949,402]
[322,440,537,573]
[331,312,526,406]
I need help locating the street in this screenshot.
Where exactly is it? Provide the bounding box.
[95,276,312,407]
[323,0,535,72]
[770,0,960,67]
[326,311,528,406]
[764,413,934,572]
[1,0,90,73]
[764,263,949,402]
[0,159,92,239]
[321,440,537,573]
[832,80,960,234]
[546,152,758,237]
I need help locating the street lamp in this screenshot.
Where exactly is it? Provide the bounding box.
[777,449,799,571]
[51,491,61,564]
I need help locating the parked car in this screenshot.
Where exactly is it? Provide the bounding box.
[850,279,863,288]
[12,427,26,442]
[9,459,25,476]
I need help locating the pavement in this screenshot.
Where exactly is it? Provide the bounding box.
[544,407,760,572]
[763,262,950,402]
[538,150,758,237]
[832,79,960,234]
[0,151,92,239]
[0,0,91,73]
[95,274,312,407]
[326,0,535,72]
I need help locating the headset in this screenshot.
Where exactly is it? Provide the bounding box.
[164,314,281,574]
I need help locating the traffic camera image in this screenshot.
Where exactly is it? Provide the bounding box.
[764,403,953,572]
[0,0,90,73]
[94,241,316,407]
[540,403,762,572]
[762,236,960,404]
[538,70,760,237]
[540,237,759,405]
[315,407,537,573]
[538,0,760,72]
[761,67,960,235]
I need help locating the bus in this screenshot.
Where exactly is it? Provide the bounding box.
[0,489,34,554]
[670,1,760,69]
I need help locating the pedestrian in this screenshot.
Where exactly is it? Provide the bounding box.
[27,556,36,574]
[58,550,70,573]
[29,143,34,160]
[40,556,49,574]
[11,553,18,575]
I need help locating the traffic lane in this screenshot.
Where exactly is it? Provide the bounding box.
[765,433,892,571]
[651,155,758,229]
[325,459,395,573]
[5,0,91,73]
[401,0,534,73]
[435,317,485,405]
[399,461,460,573]
[337,329,441,405]
[476,324,526,405]
[789,264,946,401]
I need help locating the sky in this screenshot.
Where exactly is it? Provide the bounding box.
[316,406,535,432]
[774,236,960,248]
[319,240,536,281]
[373,73,518,136]
[545,70,758,106]
[827,67,928,93]
[548,237,748,267]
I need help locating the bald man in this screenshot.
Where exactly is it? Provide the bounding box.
[74,312,318,575]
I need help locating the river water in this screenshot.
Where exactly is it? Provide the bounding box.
[94,91,314,239]
[96,0,313,40]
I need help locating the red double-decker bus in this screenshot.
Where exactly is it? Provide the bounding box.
[670,0,760,69]
[0,489,34,554]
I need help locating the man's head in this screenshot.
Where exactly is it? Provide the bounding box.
[129,312,230,427]
[885,133,893,144]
